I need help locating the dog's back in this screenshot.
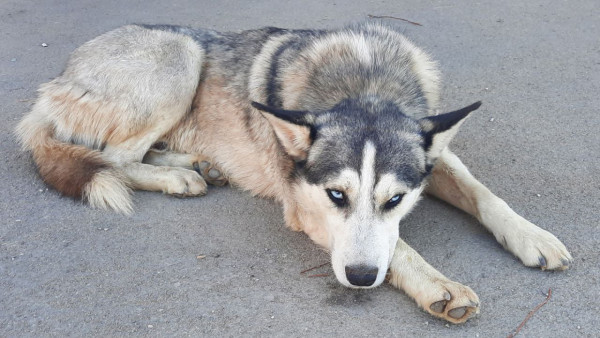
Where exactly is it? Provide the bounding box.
[15,22,441,212]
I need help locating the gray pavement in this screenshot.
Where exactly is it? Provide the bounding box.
[1,0,599,336]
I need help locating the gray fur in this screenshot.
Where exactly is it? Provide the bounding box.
[144,23,439,186]
[135,22,440,190]
[141,22,432,113]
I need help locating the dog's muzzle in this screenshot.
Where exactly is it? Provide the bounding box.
[345,265,379,287]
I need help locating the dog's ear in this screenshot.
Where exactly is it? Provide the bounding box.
[252,102,315,160]
[419,101,481,159]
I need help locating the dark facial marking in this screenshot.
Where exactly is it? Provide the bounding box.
[298,99,430,188]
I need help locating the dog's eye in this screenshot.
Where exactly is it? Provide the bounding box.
[326,189,347,207]
[384,194,403,210]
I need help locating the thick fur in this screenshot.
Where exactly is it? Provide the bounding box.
[16,23,572,323]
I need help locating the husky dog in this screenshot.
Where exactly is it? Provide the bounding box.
[16,23,572,323]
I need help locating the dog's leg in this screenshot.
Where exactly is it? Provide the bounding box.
[122,162,207,197]
[143,148,228,186]
[426,149,572,270]
[101,118,210,197]
[388,237,479,324]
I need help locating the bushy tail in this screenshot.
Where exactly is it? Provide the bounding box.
[15,110,133,214]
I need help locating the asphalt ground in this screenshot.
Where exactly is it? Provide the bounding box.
[1,0,598,336]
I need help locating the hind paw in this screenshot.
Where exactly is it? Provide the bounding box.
[142,148,228,187]
[163,168,207,197]
[422,279,480,324]
[193,160,228,186]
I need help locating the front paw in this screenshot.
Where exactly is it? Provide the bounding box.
[496,219,572,270]
[421,279,480,324]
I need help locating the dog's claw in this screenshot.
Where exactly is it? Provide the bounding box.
[539,256,547,269]
[430,300,447,313]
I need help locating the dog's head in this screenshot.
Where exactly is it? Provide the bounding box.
[253,99,481,288]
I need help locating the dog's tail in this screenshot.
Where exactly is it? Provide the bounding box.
[15,101,133,214]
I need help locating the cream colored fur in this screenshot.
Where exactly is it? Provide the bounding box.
[426,149,572,269]
[84,169,134,213]
[388,237,480,324]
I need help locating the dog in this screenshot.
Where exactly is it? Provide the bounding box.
[16,22,572,323]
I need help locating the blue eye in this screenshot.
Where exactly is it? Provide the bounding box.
[384,194,403,210]
[326,189,347,207]
[330,190,343,199]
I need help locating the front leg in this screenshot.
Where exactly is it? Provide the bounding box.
[426,149,572,270]
[388,237,480,323]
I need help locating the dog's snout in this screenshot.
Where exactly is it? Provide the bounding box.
[345,265,378,287]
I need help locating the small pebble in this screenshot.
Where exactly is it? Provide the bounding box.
[41,43,48,47]
[147,325,153,328]
[536,194,541,197]
[10,58,17,62]
[490,117,495,122]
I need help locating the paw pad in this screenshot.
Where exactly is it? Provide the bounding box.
[193,161,228,186]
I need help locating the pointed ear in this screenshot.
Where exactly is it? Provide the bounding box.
[252,101,315,160]
[419,101,482,159]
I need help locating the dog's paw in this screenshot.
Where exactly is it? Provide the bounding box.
[497,218,572,271]
[422,279,480,324]
[193,160,228,186]
[163,168,207,197]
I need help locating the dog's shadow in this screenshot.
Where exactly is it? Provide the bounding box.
[325,282,373,306]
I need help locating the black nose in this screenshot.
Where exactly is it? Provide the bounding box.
[345,265,379,287]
